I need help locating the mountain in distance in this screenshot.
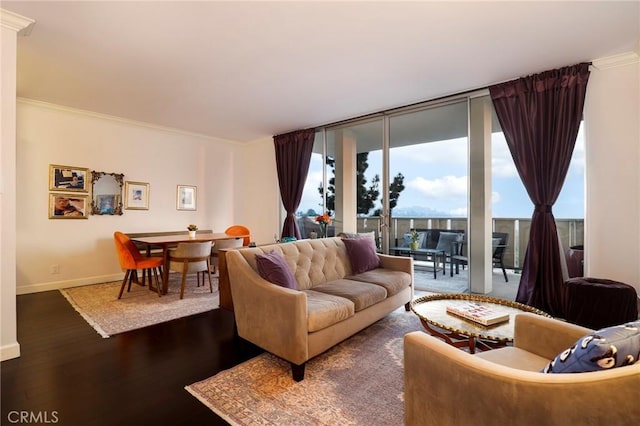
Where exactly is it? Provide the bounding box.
[390,205,460,218]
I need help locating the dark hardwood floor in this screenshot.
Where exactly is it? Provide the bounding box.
[1,290,263,425]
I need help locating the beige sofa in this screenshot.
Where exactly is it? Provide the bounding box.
[404,313,640,425]
[226,237,414,381]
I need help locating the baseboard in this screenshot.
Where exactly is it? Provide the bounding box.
[1,341,21,361]
[16,273,125,295]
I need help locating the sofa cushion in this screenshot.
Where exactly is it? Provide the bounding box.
[348,269,411,297]
[312,278,387,312]
[255,250,298,289]
[476,346,551,372]
[542,320,640,373]
[304,290,355,332]
[343,237,381,274]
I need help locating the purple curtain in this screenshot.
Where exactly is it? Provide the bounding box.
[274,129,316,239]
[489,63,590,317]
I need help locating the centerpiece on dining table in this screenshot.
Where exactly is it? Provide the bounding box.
[187,224,198,238]
[315,213,332,238]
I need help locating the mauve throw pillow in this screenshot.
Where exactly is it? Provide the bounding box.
[343,237,381,275]
[255,250,298,290]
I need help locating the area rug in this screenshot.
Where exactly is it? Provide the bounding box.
[186,309,423,425]
[60,272,219,338]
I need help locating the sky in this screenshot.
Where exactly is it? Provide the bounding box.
[299,127,585,220]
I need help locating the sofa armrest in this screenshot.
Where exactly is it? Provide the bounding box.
[514,313,593,360]
[226,250,309,365]
[404,331,640,425]
[377,253,413,275]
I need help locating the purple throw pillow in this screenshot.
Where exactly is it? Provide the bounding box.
[255,250,298,290]
[343,237,381,275]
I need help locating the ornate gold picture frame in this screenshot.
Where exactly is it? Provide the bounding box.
[49,164,89,192]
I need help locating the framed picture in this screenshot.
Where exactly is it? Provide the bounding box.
[177,185,197,210]
[49,193,89,219]
[124,181,150,210]
[49,164,89,192]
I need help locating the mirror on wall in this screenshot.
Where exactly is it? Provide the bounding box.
[90,171,124,215]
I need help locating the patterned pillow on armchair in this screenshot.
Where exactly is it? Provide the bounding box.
[542,320,640,373]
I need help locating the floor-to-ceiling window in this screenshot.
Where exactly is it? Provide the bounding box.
[296,93,584,296]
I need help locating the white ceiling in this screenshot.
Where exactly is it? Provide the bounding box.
[4,1,639,143]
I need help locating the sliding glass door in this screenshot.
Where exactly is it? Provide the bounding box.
[389,100,469,292]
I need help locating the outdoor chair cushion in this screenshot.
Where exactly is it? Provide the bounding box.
[402,231,427,248]
[435,232,462,252]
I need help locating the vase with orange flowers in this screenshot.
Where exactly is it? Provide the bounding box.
[315,213,332,238]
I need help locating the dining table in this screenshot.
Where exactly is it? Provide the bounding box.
[130,232,249,294]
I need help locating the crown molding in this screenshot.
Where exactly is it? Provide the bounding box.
[592,46,640,70]
[0,9,35,35]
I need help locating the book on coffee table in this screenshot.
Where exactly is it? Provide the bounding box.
[446,301,509,326]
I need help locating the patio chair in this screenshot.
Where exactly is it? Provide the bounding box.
[450,232,510,282]
[492,232,509,282]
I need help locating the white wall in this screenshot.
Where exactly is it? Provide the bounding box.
[584,53,640,293]
[15,100,244,294]
[237,136,281,244]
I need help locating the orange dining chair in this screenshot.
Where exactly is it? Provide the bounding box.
[168,241,213,299]
[225,225,251,246]
[113,231,163,299]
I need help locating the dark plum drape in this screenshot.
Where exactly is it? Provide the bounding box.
[489,63,590,317]
[274,128,316,239]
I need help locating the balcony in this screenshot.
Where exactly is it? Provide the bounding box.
[356,216,584,300]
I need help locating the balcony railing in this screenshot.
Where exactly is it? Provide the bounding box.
[356,216,584,270]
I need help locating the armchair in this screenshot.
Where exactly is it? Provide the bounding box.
[404,313,640,425]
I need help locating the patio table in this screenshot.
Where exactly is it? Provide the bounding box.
[390,247,446,279]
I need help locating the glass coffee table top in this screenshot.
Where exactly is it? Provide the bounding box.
[411,293,550,352]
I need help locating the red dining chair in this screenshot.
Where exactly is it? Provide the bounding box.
[113,231,163,299]
[225,225,251,246]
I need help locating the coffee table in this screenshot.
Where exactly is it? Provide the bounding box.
[410,293,550,353]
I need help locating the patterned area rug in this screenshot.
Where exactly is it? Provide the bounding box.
[60,272,219,338]
[186,309,423,425]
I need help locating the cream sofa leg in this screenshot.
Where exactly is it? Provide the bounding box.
[291,362,305,382]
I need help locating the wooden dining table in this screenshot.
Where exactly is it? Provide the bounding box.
[130,232,249,294]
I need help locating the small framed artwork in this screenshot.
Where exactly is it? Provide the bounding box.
[49,193,89,219]
[49,164,89,192]
[124,181,150,210]
[177,185,197,211]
